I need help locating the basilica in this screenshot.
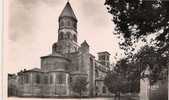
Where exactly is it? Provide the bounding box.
[8,2,112,97]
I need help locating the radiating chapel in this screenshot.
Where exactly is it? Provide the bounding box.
[8,2,113,97]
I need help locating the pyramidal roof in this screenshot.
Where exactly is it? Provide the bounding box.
[59,2,77,20]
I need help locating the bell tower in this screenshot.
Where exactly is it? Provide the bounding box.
[58,2,77,42]
[53,2,79,54]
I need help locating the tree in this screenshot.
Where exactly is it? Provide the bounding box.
[133,45,168,85]
[105,0,169,52]
[104,0,169,84]
[104,70,131,100]
[70,76,88,97]
[114,58,140,93]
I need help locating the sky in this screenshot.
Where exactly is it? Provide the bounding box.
[4,0,123,73]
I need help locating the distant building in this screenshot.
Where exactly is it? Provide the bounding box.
[8,2,112,97]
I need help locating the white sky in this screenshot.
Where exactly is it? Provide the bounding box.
[4,0,124,73]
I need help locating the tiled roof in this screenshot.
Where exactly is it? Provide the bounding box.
[28,68,41,72]
[59,2,77,20]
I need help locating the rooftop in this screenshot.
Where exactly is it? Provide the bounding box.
[59,2,77,20]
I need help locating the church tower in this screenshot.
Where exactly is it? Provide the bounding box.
[52,2,79,54]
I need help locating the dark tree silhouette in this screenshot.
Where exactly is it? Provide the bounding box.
[70,76,88,97]
[133,45,168,84]
[104,0,169,84]
[104,71,131,100]
[105,0,169,55]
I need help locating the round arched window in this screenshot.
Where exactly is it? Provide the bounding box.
[67,21,71,26]
[52,43,57,53]
[59,32,64,40]
[73,34,77,42]
[67,32,71,39]
[60,20,64,26]
[102,86,106,93]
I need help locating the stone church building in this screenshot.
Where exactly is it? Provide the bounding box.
[8,2,112,97]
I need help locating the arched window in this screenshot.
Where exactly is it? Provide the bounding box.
[65,34,68,40]
[50,75,53,84]
[73,34,77,42]
[25,74,29,84]
[95,86,98,91]
[73,22,77,28]
[102,86,106,93]
[74,47,77,52]
[36,74,40,84]
[59,32,64,40]
[67,21,71,26]
[57,74,66,84]
[20,76,24,84]
[52,43,58,53]
[95,69,99,78]
[60,20,64,26]
[95,86,99,96]
[44,76,48,84]
[57,74,64,84]
[69,77,72,83]
[67,32,71,39]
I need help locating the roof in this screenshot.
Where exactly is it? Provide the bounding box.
[59,2,77,20]
[48,69,67,73]
[70,71,88,76]
[47,53,64,57]
[97,51,111,55]
[17,68,42,75]
[29,68,41,72]
[81,40,89,47]
[41,53,64,58]
[41,53,71,61]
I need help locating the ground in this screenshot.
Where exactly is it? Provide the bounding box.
[8,96,139,100]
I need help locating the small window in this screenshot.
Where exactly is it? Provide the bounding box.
[60,21,64,26]
[73,22,77,28]
[96,86,98,91]
[20,76,24,84]
[59,32,64,40]
[70,77,72,83]
[74,47,77,51]
[50,75,53,84]
[67,21,71,26]
[36,74,40,84]
[95,69,99,77]
[44,76,48,84]
[25,74,29,84]
[67,32,71,39]
[57,74,65,84]
[73,35,77,42]
[102,86,106,93]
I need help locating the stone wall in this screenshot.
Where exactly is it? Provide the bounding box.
[149,79,168,100]
[95,80,111,96]
[17,70,69,97]
[41,56,69,72]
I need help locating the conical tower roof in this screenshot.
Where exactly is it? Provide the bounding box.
[59,2,77,20]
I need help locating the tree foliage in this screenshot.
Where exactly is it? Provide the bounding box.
[114,58,140,92]
[104,71,131,100]
[105,0,169,53]
[70,76,88,97]
[104,58,141,100]
[104,0,169,85]
[133,45,168,84]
